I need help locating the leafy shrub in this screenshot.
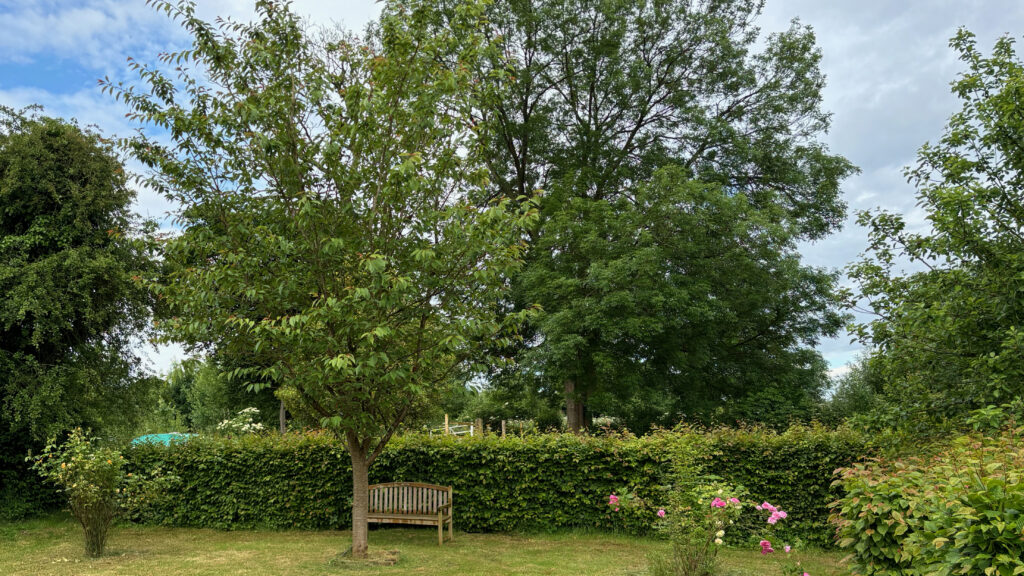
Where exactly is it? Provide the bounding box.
[29,429,124,557]
[832,424,1024,575]
[125,426,870,540]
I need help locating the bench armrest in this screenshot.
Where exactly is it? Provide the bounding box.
[437,503,452,512]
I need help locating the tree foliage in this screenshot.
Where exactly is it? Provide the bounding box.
[0,107,157,441]
[142,358,280,434]
[107,0,536,556]
[466,0,855,430]
[849,29,1024,430]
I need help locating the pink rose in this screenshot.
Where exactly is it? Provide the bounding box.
[657,509,666,518]
[784,545,791,553]
[711,498,726,508]
[608,494,619,506]
[729,497,740,505]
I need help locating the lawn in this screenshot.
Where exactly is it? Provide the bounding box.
[0,514,848,576]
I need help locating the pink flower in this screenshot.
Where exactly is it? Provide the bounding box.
[784,545,791,553]
[759,539,774,555]
[657,509,666,518]
[729,497,740,505]
[760,501,777,513]
[711,498,726,508]
[614,507,619,512]
[608,494,619,506]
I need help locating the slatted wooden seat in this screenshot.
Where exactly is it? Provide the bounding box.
[367,482,453,545]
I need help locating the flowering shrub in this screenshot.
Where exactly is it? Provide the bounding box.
[611,487,817,576]
[749,500,814,576]
[29,429,124,557]
[644,485,745,576]
[216,407,266,435]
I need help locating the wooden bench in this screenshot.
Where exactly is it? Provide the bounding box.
[367,482,453,545]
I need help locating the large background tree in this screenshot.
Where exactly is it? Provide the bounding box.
[459,0,856,430]
[0,107,157,517]
[109,0,535,557]
[849,29,1024,431]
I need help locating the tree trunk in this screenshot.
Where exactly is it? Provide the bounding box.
[348,436,370,558]
[279,400,286,435]
[565,379,585,433]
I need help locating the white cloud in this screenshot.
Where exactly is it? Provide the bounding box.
[827,364,852,381]
[138,340,186,376]
[0,1,381,82]
[759,0,1024,368]
[0,0,170,76]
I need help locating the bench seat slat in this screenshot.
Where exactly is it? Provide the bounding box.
[366,482,453,545]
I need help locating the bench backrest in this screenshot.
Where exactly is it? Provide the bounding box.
[368,482,451,515]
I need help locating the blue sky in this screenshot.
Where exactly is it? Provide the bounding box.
[3,0,1023,377]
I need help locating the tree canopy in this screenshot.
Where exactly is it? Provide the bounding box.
[849,29,1024,431]
[463,0,856,430]
[0,107,157,441]
[108,0,536,556]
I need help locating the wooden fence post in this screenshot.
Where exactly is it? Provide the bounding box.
[444,414,449,435]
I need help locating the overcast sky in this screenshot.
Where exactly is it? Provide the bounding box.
[2,0,1022,377]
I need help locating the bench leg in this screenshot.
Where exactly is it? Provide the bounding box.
[438,519,443,546]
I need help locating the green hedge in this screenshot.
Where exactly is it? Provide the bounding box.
[706,426,871,546]
[125,425,871,543]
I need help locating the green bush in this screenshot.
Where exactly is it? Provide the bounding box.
[1,429,60,521]
[125,426,871,541]
[29,429,125,557]
[831,428,1024,575]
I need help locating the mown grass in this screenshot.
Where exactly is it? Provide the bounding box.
[0,514,847,576]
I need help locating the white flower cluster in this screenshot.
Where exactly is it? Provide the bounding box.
[217,407,266,435]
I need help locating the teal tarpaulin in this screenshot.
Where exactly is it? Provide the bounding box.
[130,433,194,446]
